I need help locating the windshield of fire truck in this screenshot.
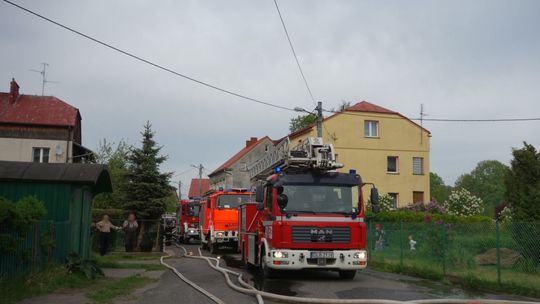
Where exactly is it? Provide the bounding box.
[187,203,200,216]
[282,185,359,214]
[216,194,252,209]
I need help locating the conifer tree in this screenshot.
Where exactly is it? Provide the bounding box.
[124,122,172,219]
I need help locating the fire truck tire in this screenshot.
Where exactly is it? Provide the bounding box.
[209,241,218,254]
[201,235,208,249]
[260,249,277,279]
[338,270,356,280]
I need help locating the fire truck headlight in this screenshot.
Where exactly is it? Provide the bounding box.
[354,251,367,260]
[272,251,288,259]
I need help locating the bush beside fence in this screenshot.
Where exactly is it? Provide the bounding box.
[0,220,70,277]
[367,220,540,296]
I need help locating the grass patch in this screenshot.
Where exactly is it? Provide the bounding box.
[0,265,95,304]
[94,253,162,261]
[86,275,156,303]
[369,258,540,298]
[94,254,165,271]
[96,260,165,271]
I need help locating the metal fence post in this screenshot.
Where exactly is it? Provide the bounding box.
[441,221,446,275]
[496,220,501,285]
[400,220,404,269]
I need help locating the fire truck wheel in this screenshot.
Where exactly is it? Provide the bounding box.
[260,250,277,279]
[209,241,218,254]
[338,270,356,280]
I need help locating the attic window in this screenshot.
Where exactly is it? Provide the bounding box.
[364,120,379,138]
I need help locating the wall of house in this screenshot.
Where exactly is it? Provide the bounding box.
[209,137,274,190]
[0,137,71,163]
[290,111,430,207]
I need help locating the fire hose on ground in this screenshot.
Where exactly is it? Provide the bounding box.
[159,244,538,304]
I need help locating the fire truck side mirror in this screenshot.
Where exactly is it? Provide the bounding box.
[370,187,380,213]
[255,185,264,203]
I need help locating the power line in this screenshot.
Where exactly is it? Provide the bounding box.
[273,0,316,106]
[419,118,540,122]
[2,0,295,112]
[323,109,540,123]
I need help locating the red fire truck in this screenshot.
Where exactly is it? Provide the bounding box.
[176,199,201,243]
[238,137,380,279]
[199,189,253,253]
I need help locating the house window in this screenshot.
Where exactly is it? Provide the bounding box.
[387,156,399,173]
[412,157,424,175]
[33,148,50,163]
[413,191,424,203]
[388,193,399,208]
[364,120,379,138]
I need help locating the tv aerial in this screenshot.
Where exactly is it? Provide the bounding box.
[29,63,59,96]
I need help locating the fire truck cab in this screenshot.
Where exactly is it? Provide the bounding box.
[199,189,253,253]
[238,137,380,279]
[176,199,201,243]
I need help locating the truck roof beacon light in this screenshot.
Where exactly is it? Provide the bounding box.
[349,169,357,175]
[274,167,282,174]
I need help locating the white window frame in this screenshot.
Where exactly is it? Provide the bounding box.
[388,193,399,208]
[412,157,424,175]
[387,156,399,174]
[364,120,379,138]
[32,147,50,163]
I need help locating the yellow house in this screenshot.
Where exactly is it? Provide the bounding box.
[288,101,431,208]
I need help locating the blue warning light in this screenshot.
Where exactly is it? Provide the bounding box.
[274,167,282,174]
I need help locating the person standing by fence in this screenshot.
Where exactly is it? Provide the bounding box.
[96,215,120,256]
[123,212,139,252]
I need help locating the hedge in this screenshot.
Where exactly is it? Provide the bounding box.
[366,210,492,223]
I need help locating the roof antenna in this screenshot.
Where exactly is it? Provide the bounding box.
[29,63,59,96]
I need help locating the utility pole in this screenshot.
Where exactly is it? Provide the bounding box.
[316,101,323,138]
[191,164,204,197]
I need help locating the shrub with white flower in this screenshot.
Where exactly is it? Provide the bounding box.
[443,188,484,216]
[499,205,513,223]
[365,194,397,212]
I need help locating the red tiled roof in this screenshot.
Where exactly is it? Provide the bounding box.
[0,93,79,127]
[345,101,396,114]
[287,100,430,138]
[210,136,271,176]
[188,178,210,198]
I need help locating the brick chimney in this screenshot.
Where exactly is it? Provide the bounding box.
[245,137,258,148]
[9,78,19,103]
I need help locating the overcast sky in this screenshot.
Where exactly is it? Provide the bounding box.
[1,0,539,196]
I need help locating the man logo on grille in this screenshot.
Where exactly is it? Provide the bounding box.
[310,229,333,242]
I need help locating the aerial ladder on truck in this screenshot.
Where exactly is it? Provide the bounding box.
[238,136,380,279]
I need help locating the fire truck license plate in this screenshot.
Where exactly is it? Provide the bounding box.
[310,251,334,259]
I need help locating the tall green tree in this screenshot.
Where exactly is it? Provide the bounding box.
[455,160,509,216]
[430,172,452,203]
[289,114,316,133]
[93,139,130,210]
[123,122,172,219]
[505,142,540,221]
[505,142,540,264]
